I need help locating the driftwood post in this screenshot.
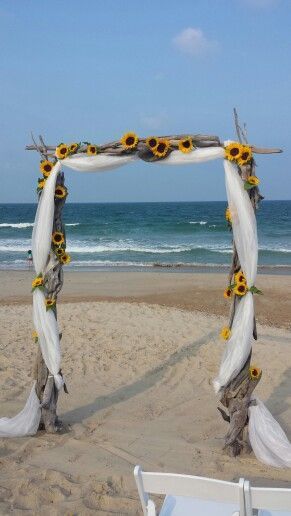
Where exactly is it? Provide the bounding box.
[32,140,67,433]
[217,109,263,456]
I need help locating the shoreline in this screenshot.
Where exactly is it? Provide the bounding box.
[1,270,290,329]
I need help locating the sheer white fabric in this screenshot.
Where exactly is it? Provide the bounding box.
[249,398,291,468]
[32,162,61,274]
[62,153,137,172]
[0,383,41,437]
[213,159,258,392]
[159,146,225,165]
[33,288,62,389]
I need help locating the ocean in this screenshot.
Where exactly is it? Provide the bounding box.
[0,201,290,272]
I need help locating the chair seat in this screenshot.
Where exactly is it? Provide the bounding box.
[159,495,240,515]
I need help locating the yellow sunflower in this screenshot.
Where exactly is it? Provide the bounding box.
[69,143,79,153]
[220,326,231,340]
[237,145,252,166]
[146,136,159,150]
[55,185,68,199]
[52,231,65,246]
[32,276,44,290]
[223,287,232,299]
[152,139,170,158]
[120,132,139,150]
[55,144,69,160]
[45,298,56,310]
[37,179,46,190]
[87,144,98,155]
[249,365,262,381]
[225,207,232,223]
[235,271,246,284]
[32,330,38,343]
[40,160,54,178]
[55,247,65,258]
[60,253,71,265]
[247,175,260,186]
[178,137,194,153]
[234,282,248,296]
[224,142,243,162]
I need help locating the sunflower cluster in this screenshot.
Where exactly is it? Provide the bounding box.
[249,365,262,381]
[31,274,44,292]
[55,142,80,160]
[51,231,71,266]
[46,298,56,311]
[146,136,171,158]
[224,142,253,167]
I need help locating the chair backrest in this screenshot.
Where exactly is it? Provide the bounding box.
[244,480,291,514]
[134,465,246,515]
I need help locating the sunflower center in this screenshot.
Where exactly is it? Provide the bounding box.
[157,143,166,153]
[252,369,258,376]
[230,147,239,156]
[44,164,52,172]
[241,152,249,160]
[238,285,245,292]
[126,137,135,146]
[183,141,190,148]
[60,147,67,155]
[90,146,96,152]
[149,139,157,148]
[55,235,62,242]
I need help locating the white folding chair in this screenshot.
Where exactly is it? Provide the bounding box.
[134,465,246,515]
[244,480,291,516]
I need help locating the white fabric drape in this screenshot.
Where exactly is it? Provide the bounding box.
[249,398,291,468]
[213,159,258,392]
[32,162,61,273]
[0,383,41,437]
[62,153,137,172]
[159,146,225,165]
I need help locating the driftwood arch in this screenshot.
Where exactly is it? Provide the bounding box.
[1,111,289,469]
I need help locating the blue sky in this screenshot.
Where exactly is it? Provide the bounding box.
[0,0,290,202]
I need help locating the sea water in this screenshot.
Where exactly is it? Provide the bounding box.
[0,201,290,272]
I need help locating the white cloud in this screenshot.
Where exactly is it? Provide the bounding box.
[172,28,218,57]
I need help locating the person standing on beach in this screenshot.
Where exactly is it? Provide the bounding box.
[27,250,33,268]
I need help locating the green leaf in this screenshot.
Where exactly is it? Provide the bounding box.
[244,182,255,190]
[249,286,263,295]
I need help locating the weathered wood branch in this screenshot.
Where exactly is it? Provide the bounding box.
[33,171,67,433]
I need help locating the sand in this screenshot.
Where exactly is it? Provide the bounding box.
[0,271,291,514]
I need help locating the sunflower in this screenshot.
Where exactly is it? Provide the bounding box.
[220,326,231,340]
[55,143,69,160]
[52,231,65,245]
[55,185,68,199]
[152,139,171,158]
[248,175,260,186]
[37,179,46,190]
[69,143,79,154]
[234,283,248,296]
[60,253,71,265]
[146,136,159,150]
[237,145,252,166]
[87,144,98,155]
[249,365,262,381]
[40,160,54,178]
[178,137,194,153]
[45,298,56,310]
[223,287,232,299]
[235,271,246,284]
[32,275,44,291]
[225,207,232,223]
[32,330,38,343]
[224,142,243,162]
[55,247,65,258]
[120,132,139,150]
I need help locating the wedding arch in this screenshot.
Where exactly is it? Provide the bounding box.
[1,111,289,469]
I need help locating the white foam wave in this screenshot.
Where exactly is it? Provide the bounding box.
[189,221,207,225]
[66,223,80,226]
[0,223,33,229]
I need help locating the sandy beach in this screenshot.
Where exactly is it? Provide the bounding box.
[1,271,291,514]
